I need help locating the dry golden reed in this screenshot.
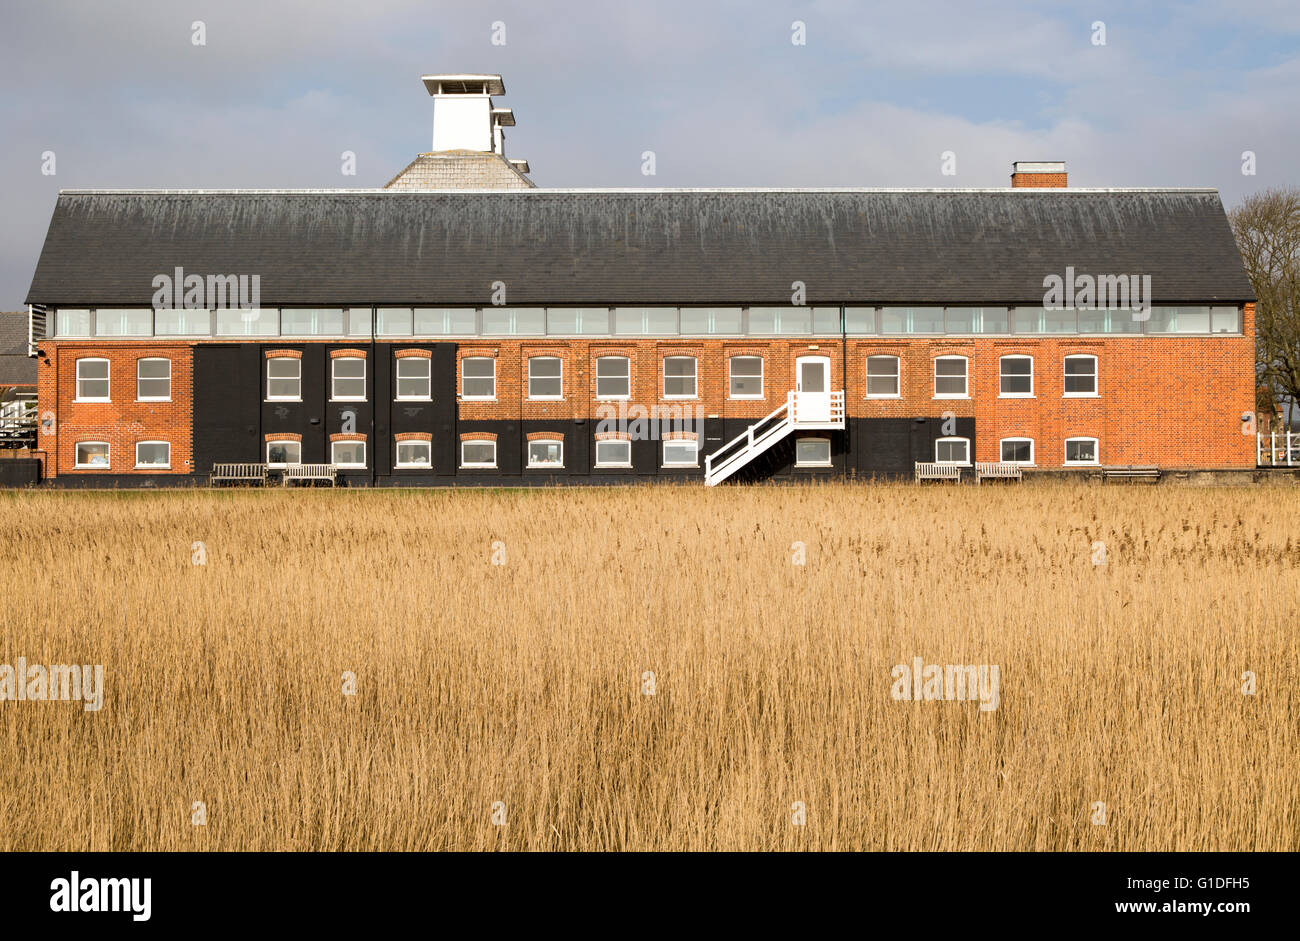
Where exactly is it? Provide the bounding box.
[0,481,1296,851]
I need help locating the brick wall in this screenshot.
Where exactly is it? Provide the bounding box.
[38,342,193,478]
[456,338,844,424]
[1011,172,1068,188]
[846,312,1256,467]
[36,308,1256,478]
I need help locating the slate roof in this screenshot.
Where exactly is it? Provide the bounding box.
[0,312,36,386]
[383,151,534,190]
[25,188,1254,306]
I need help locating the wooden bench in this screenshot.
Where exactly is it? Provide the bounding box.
[915,462,961,483]
[209,462,269,486]
[1102,465,1160,483]
[283,463,337,487]
[975,461,1023,484]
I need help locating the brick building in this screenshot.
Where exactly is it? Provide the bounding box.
[21,75,1256,486]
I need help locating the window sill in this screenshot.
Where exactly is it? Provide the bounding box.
[528,464,565,470]
[729,394,765,400]
[74,465,111,470]
[137,398,172,403]
[1063,393,1100,399]
[266,398,302,403]
[331,398,368,403]
[998,394,1034,399]
[135,465,171,470]
[395,464,432,470]
[395,397,433,402]
[460,465,498,470]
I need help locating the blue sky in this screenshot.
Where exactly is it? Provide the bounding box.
[2,0,1298,306]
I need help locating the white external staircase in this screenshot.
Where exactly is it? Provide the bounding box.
[704,390,845,486]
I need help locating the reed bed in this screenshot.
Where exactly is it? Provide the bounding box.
[0,481,1295,851]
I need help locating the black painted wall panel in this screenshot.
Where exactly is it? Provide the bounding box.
[194,344,256,470]
[434,343,457,475]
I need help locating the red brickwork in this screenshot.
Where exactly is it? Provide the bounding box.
[1011,172,1068,188]
[37,343,193,478]
[36,304,1257,478]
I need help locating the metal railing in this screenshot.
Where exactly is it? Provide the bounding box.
[1258,431,1300,467]
[704,390,846,486]
[0,404,37,449]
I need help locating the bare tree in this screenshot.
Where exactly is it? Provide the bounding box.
[1229,188,1300,431]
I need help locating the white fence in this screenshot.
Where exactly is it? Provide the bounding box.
[1258,432,1300,466]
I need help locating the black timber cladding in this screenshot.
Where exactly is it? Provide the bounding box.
[26,189,1254,306]
[193,341,959,482]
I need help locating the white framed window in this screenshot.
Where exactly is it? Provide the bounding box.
[528,357,563,399]
[1064,354,1098,397]
[999,355,1033,397]
[331,357,366,400]
[796,437,832,466]
[266,357,301,401]
[136,358,171,401]
[934,356,968,398]
[527,438,564,468]
[75,358,110,401]
[461,357,496,400]
[866,355,900,397]
[596,356,630,399]
[1064,437,1099,465]
[266,440,302,467]
[663,356,698,398]
[331,440,366,468]
[395,439,431,468]
[729,356,763,398]
[999,438,1034,464]
[935,436,970,465]
[74,441,110,468]
[460,439,497,468]
[395,356,431,400]
[135,441,171,468]
[595,439,632,467]
[662,438,699,467]
[868,353,899,397]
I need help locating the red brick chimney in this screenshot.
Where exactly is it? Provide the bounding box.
[1011,161,1067,188]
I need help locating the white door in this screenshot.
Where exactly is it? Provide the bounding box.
[795,356,831,423]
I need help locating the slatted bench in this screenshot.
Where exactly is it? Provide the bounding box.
[975,461,1023,484]
[915,462,961,483]
[283,463,337,487]
[209,463,269,487]
[1102,465,1160,483]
